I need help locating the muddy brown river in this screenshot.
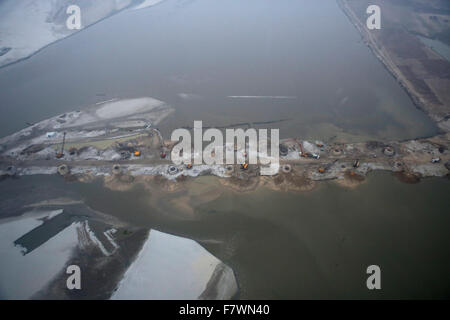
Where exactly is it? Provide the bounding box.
[1,172,449,299]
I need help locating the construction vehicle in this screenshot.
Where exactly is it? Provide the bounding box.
[318,159,338,174]
[431,158,441,163]
[69,147,77,156]
[307,152,320,159]
[56,132,66,159]
[293,139,320,159]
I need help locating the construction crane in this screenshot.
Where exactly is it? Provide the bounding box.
[294,139,304,157]
[151,128,167,159]
[294,139,320,159]
[56,132,66,159]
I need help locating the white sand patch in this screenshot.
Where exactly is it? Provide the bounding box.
[46,209,64,220]
[104,229,120,250]
[111,230,222,300]
[133,0,165,10]
[302,141,321,155]
[0,0,55,67]
[0,213,78,299]
[96,98,165,119]
[19,166,58,175]
[82,221,111,256]
[126,164,228,179]
[28,130,107,146]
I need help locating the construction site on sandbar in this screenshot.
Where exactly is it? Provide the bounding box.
[0,97,449,193]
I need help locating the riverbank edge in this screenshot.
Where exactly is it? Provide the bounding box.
[336,0,450,133]
[0,0,167,70]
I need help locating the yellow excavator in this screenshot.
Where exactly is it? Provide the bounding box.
[318,159,338,174]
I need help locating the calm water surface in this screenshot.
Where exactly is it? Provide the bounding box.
[1,173,449,299]
[0,0,438,140]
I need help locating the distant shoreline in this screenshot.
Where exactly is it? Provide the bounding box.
[0,0,166,70]
[336,0,449,133]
